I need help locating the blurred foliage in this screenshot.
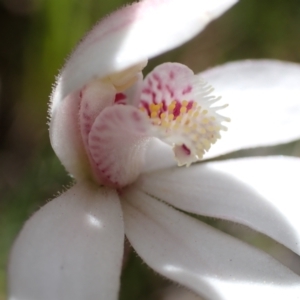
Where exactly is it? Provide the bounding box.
[0,0,300,299]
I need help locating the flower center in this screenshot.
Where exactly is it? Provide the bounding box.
[78,62,229,188]
[138,70,229,166]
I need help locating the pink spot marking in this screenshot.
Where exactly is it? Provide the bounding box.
[182,85,192,95]
[114,93,127,104]
[151,92,157,104]
[182,144,191,155]
[83,112,91,120]
[91,136,101,142]
[141,101,150,116]
[169,71,175,80]
[153,73,161,83]
[162,100,167,112]
[166,85,174,98]
[187,101,194,111]
[173,101,182,118]
[148,79,153,87]
[132,111,141,122]
[142,88,152,94]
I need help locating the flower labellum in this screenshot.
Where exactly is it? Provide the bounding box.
[8,0,300,300]
[76,61,229,188]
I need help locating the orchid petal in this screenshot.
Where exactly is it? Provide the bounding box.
[88,105,151,187]
[123,189,300,300]
[142,138,178,173]
[137,156,300,256]
[200,60,300,158]
[51,0,238,110]
[9,182,124,300]
[49,91,89,180]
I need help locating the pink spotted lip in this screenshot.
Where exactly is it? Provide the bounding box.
[76,62,229,188]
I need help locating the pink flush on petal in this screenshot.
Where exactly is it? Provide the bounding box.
[70,62,229,187]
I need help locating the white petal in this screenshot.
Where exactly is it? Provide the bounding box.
[49,91,90,180]
[51,0,238,109]
[122,189,300,300]
[137,156,300,256]
[200,60,300,158]
[9,182,124,300]
[142,138,177,173]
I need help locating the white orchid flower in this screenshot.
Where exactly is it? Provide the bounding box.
[8,0,300,300]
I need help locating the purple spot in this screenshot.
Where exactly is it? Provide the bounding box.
[173,101,181,117]
[166,85,174,98]
[151,92,157,104]
[141,101,150,116]
[153,73,161,82]
[162,100,167,111]
[187,101,194,111]
[83,112,91,120]
[132,111,141,122]
[182,85,192,95]
[142,88,152,94]
[169,71,175,80]
[182,144,191,155]
[115,93,127,103]
[91,136,101,142]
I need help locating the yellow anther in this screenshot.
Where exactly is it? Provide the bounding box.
[199,128,206,134]
[180,107,187,114]
[193,111,199,118]
[191,124,197,130]
[188,110,194,116]
[202,110,208,115]
[191,134,198,141]
[151,111,158,118]
[149,103,156,111]
[168,104,175,112]
[168,114,174,121]
[207,125,215,132]
[182,100,188,107]
[184,127,190,134]
[160,112,166,119]
[202,118,209,124]
[176,115,183,123]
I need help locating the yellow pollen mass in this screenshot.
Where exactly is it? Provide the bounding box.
[168,114,174,121]
[151,111,158,118]
[182,100,188,107]
[180,107,187,114]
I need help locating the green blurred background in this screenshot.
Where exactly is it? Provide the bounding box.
[0,0,300,299]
